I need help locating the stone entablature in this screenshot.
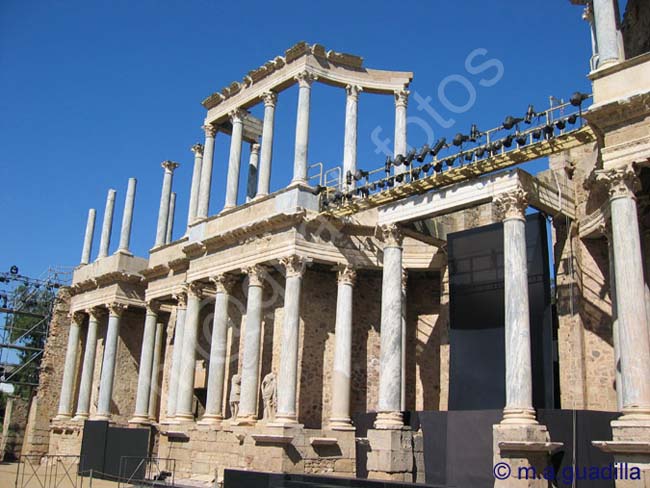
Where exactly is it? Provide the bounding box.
[72,252,148,286]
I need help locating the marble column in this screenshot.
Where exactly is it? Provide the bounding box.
[148,320,165,421]
[592,0,622,68]
[275,256,307,425]
[604,222,623,411]
[187,143,204,228]
[200,275,234,425]
[329,265,356,430]
[246,143,260,203]
[166,192,176,244]
[224,109,246,210]
[96,303,127,420]
[401,269,407,411]
[166,290,187,420]
[55,312,83,420]
[393,89,409,174]
[117,177,137,254]
[494,188,536,424]
[238,265,266,424]
[155,161,179,248]
[375,224,404,429]
[257,91,277,198]
[343,85,362,189]
[97,189,116,259]
[73,308,101,420]
[292,71,317,185]
[130,301,159,424]
[176,282,203,421]
[196,125,217,220]
[597,166,650,419]
[80,209,96,265]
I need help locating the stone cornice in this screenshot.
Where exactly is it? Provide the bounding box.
[584,91,650,130]
[141,264,170,281]
[70,271,144,295]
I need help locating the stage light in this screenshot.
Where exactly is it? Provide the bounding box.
[412,168,421,179]
[416,144,430,162]
[395,173,404,183]
[434,162,443,172]
[405,149,416,166]
[464,152,473,162]
[568,114,578,124]
[385,157,393,174]
[354,169,369,181]
[469,124,481,141]
[503,134,514,148]
[370,183,378,191]
[516,134,527,146]
[503,116,523,130]
[543,124,554,137]
[378,180,386,189]
[493,140,503,150]
[556,119,566,130]
[394,154,404,166]
[387,177,395,188]
[475,147,485,158]
[430,138,446,156]
[532,130,542,140]
[524,105,536,124]
[570,92,589,107]
[422,163,432,173]
[453,133,469,147]
[446,156,456,167]
[346,171,353,186]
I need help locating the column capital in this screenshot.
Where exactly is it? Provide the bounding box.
[69,311,85,326]
[229,108,247,124]
[250,142,261,155]
[107,303,127,317]
[188,281,205,299]
[336,264,357,286]
[595,165,641,201]
[173,287,188,308]
[281,255,308,278]
[161,160,180,173]
[294,70,317,88]
[345,84,363,101]
[582,2,594,22]
[494,187,528,221]
[86,307,104,320]
[262,91,278,108]
[394,88,409,108]
[191,143,204,156]
[380,224,404,248]
[210,274,236,294]
[202,124,217,138]
[146,300,160,315]
[245,264,267,287]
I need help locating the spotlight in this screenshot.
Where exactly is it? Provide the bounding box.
[387,177,395,188]
[404,149,416,166]
[492,140,503,151]
[422,163,432,173]
[570,92,589,107]
[516,134,527,146]
[503,134,515,148]
[532,129,542,140]
[543,124,554,137]
[469,124,482,141]
[370,183,377,191]
[524,104,536,124]
[503,116,523,130]
[385,157,393,174]
[464,151,473,162]
[395,173,404,183]
[394,154,405,166]
[9,266,18,275]
[346,171,353,186]
[445,156,456,167]
[555,119,566,130]
[378,180,386,189]
[416,144,430,162]
[412,168,421,179]
[434,162,443,173]
[430,138,446,156]
[354,169,369,181]
[568,114,578,124]
[475,147,486,158]
[453,133,469,147]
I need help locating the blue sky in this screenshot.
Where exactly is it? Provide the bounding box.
[0,0,599,279]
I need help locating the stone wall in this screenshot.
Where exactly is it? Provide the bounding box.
[0,395,30,460]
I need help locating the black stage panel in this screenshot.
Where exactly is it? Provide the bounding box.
[79,420,108,476]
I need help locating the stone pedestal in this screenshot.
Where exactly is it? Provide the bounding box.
[366,428,414,482]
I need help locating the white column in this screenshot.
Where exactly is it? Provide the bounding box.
[598,166,650,419]
[95,303,127,420]
[275,256,307,425]
[494,188,536,424]
[401,269,407,411]
[166,290,187,420]
[246,143,260,203]
[130,302,159,424]
[148,320,165,421]
[196,125,217,219]
[592,0,622,68]
[224,109,246,210]
[166,192,176,244]
[80,209,96,265]
[55,312,83,420]
[393,89,409,174]
[257,91,277,198]
[97,189,116,259]
[375,225,404,429]
[73,308,101,420]
[176,282,203,421]
[187,143,204,227]
[605,223,623,411]
[200,275,234,425]
[329,265,356,430]
[238,265,265,424]
[292,71,316,185]
[117,177,137,254]
[343,85,362,189]
[154,161,179,248]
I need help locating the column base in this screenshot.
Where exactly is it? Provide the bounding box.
[267,413,299,427]
[91,414,111,421]
[72,413,89,422]
[593,418,650,485]
[374,411,404,430]
[53,414,73,422]
[328,417,355,431]
[174,412,195,423]
[501,407,538,425]
[231,415,257,426]
[367,428,414,481]
[197,414,223,426]
[128,415,152,425]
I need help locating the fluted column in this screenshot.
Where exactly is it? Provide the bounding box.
[187,143,204,227]
[166,290,187,420]
[257,91,277,198]
[96,303,127,420]
[117,177,137,254]
[275,256,307,425]
[343,85,362,189]
[130,301,159,423]
[200,275,235,425]
[494,188,536,424]
[237,265,266,424]
[55,312,83,420]
[148,320,165,421]
[176,282,203,421]
[246,143,260,202]
[224,109,246,210]
[393,89,409,174]
[80,209,96,265]
[97,189,116,259]
[592,0,622,68]
[73,308,101,420]
[166,192,176,244]
[401,269,407,411]
[197,125,217,219]
[604,221,623,411]
[597,166,650,419]
[155,161,179,248]
[375,225,404,429]
[292,71,317,185]
[329,265,356,430]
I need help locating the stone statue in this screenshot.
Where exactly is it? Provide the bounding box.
[261,372,277,421]
[229,374,241,420]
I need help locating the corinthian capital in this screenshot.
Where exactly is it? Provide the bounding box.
[86,307,104,321]
[595,165,641,201]
[210,274,236,294]
[345,84,363,101]
[245,264,267,287]
[394,88,409,108]
[294,70,317,88]
[188,281,205,299]
[191,143,204,156]
[262,91,278,108]
[161,160,180,173]
[69,311,85,326]
[146,300,160,315]
[380,224,404,248]
[202,124,217,138]
[229,108,247,124]
[336,264,357,286]
[281,255,308,278]
[108,303,128,317]
[173,286,188,308]
[494,187,528,221]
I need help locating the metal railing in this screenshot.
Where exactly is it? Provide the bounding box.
[15,454,81,488]
[117,456,176,488]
